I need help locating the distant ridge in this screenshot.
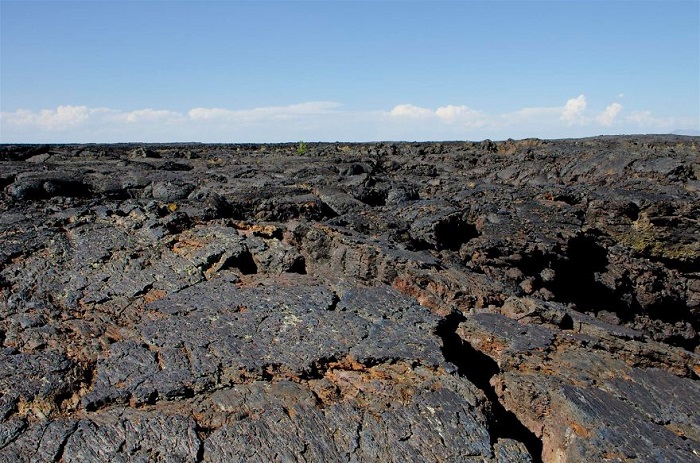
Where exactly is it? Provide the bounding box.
[671,129,700,136]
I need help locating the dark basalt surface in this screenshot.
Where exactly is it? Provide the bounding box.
[0,136,698,462]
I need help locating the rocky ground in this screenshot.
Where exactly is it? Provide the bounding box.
[0,136,698,462]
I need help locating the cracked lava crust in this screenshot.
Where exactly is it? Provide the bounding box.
[0,136,699,462]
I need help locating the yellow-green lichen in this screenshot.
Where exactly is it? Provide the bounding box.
[612,218,699,262]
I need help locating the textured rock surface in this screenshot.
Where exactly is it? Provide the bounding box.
[0,136,698,462]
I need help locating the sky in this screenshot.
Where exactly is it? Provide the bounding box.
[1,0,698,143]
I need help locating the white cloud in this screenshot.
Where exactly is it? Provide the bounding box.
[561,95,587,125]
[597,102,623,126]
[188,107,232,121]
[189,102,342,122]
[123,109,183,123]
[281,101,342,114]
[434,105,483,124]
[1,97,696,143]
[389,104,486,128]
[389,104,434,118]
[2,105,90,130]
[389,96,632,138]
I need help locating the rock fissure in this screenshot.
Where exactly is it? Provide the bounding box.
[50,421,78,463]
[436,313,544,463]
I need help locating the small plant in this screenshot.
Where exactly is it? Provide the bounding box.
[296,141,308,155]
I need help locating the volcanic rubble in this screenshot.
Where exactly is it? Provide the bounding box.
[0,136,698,462]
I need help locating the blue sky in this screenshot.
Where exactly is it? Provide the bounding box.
[1,0,698,142]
